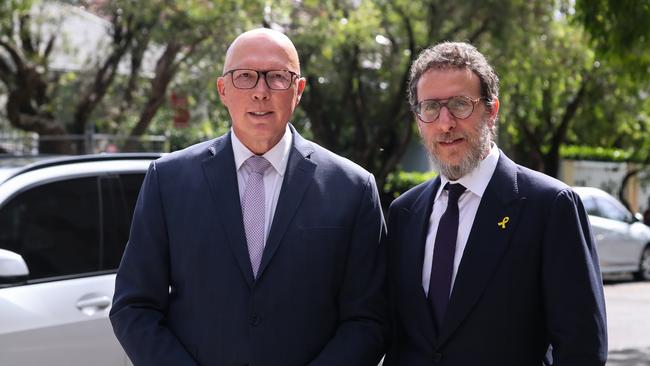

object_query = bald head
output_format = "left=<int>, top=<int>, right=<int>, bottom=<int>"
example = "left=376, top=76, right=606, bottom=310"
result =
left=223, top=28, right=301, bottom=74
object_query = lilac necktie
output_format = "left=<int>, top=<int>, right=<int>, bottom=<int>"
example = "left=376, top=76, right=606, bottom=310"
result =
left=242, top=156, right=272, bottom=278
left=428, top=183, right=466, bottom=330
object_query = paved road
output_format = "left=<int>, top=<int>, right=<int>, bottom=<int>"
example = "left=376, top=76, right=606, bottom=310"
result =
left=604, top=277, right=650, bottom=366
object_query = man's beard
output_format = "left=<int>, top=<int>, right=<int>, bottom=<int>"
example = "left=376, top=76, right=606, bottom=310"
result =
left=425, top=119, right=493, bottom=181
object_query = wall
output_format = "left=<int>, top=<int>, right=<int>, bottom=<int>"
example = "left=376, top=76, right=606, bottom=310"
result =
left=560, top=160, right=650, bottom=214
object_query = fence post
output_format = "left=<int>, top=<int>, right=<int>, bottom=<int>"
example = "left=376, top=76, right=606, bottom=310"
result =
left=85, top=123, right=95, bottom=154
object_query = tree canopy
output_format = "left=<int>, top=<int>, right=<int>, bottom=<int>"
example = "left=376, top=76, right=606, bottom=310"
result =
left=1, top=0, right=648, bottom=197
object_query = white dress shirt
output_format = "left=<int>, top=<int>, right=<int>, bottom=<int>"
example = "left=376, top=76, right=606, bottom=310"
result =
left=422, top=143, right=500, bottom=297
left=231, top=126, right=292, bottom=244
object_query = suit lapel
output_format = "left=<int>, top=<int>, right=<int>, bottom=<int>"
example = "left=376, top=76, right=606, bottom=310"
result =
left=201, top=132, right=255, bottom=287
left=399, top=178, right=441, bottom=347
left=437, top=152, right=526, bottom=346
left=256, top=128, right=316, bottom=279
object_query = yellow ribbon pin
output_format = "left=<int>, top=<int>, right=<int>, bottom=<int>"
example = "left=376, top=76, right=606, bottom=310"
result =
left=497, top=217, right=510, bottom=229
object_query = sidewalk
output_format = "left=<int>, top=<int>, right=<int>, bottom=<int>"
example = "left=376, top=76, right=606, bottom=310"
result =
left=608, top=348, right=650, bottom=366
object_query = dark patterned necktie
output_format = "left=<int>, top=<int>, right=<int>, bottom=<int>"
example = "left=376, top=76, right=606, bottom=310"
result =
left=428, top=183, right=466, bottom=330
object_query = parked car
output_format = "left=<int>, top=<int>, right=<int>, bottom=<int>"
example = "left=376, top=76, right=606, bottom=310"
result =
left=573, top=186, right=650, bottom=281
left=0, top=153, right=160, bottom=366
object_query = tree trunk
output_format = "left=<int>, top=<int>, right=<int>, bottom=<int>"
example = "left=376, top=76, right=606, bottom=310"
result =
left=124, top=43, right=182, bottom=151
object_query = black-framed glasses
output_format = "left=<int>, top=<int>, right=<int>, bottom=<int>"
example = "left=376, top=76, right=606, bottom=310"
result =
left=223, top=69, right=300, bottom=90
left=412, top=96, right=484, bottom=123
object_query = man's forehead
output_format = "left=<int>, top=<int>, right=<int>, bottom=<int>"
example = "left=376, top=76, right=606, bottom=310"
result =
left=224, top=29, right=300, bottom=72
left=419, top=67, right=479, bottom=87
left=417, top=67, right=480, bottom=98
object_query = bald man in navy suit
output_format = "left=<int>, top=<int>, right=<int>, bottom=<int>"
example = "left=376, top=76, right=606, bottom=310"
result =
left=385, top=42, right=607, bottom=366
left=110, top=28, right=387, bottom=366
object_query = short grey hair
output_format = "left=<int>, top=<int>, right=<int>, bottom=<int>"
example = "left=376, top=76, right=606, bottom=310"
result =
left=408, top=42, right=499, bottom=111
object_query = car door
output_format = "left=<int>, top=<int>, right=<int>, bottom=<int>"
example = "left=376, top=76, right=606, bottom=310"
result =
left=0, top=172, right=143, bottom=366
left=592, top=195, right=643, bottom=271
left=581, top=195, right=612, bottom=271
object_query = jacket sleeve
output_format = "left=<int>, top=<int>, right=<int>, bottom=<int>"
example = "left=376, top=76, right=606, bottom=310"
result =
left=542, top=188, right=608, bottom=365
left=308, top=174, right=389, bottom=366
left=383, top=200, right=403, bottom=366
left=110, top=161, right=199, bottom=366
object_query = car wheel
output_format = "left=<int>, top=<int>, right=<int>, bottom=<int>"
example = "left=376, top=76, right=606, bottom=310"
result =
left=634, top=245, right=650, bottom=281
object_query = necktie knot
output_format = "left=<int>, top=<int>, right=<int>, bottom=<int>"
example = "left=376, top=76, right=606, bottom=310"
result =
left=446, top=183, right=466, bottom=205
left=246, top=156, right=272, bottom=175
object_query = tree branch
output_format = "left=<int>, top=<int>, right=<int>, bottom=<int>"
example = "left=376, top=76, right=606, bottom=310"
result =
left=125, top=42, right=183, bottom=150
left=550, top=73, right=590, bottom=157
left=72, top=12, right=141, bottom=133
left=18, top=14, right=35, bottom=57
left=41, top=34, right=57, bottom=66
left=0, top=39, right=26, bottom=73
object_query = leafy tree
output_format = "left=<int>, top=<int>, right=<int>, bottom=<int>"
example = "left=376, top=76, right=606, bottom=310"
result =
left=497, top=16, right=596, bottom=177
left=574, top=0, right=650, bottom=77
left=0, top=0, right=261, bottom=153
left=574, top=0, right=650, bottom=207
left=269, top=0, right=549, bottom=194
left=3, top=0, right=649, bottom=210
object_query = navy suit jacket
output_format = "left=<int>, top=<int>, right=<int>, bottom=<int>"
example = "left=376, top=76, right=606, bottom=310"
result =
left=385, top=152, right=607, bottom=366
left=110, top=126, right=387, bottom=366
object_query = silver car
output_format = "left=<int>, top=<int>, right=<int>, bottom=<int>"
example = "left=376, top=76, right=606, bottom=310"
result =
left=0, top=154, right=158, bottom=366
left=574, top=186, right=650, bottom=281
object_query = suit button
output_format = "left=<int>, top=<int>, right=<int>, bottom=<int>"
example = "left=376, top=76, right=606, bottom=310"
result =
left=250, top=314, right=260, bottom=326
left=432, top=352, right=443, bottom=362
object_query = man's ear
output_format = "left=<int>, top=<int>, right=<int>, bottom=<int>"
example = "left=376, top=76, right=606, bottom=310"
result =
left=489, top=98, right=500, bottom=124
left=295, top=77, right=306, bottom=104
left=217, top=77, right=228, bottom=103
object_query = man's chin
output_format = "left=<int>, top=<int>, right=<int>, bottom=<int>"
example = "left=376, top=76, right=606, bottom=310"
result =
left=429, top=154, right=476, bottom=181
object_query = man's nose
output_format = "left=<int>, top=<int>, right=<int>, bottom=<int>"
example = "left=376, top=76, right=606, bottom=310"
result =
left=252, top=75, right=271, bottom=100
left=436, top=106, right=456, bottom=131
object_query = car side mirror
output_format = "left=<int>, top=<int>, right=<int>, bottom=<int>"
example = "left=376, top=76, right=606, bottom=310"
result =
left=0, top=249, right=29, bottom=285
left=634, top=212, right=644, bottom=223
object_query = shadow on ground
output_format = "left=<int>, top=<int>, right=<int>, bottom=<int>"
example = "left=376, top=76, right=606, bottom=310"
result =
left=603, top=273, right=636, bottom=285
left=608, top=348, right=650, bottom=365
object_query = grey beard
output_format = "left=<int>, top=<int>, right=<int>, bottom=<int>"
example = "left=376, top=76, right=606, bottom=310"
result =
left=427, top=120, right=492, bottom=181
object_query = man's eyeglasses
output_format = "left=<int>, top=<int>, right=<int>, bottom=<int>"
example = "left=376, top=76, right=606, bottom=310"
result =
left=223, top=69, right=300, bottom=90
left=412, top=96, right=484, bottom=123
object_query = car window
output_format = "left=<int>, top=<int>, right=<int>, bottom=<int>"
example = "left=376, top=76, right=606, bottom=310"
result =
left=99, top=173, right=144, bottom=271
left=0, top=173, right=145, bottom=281
left=593, top=196, right=631, bottom=223
left=581, top=195, right=601, bottom=216
left=0, top=176, right=100, bottom=280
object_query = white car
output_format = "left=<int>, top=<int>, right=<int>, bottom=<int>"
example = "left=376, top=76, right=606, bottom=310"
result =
left=0, top=154, right=159, bottom=366
left=574, top=186, right=650, bottom=281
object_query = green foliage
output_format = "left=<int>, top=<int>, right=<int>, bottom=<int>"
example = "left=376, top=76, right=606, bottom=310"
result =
left=496, top=11, right=592, bottom=167
left=560, top=145, right=639, bottom=162
left=491, top=3, right=650, bottom=178
left=383, top=170, right=437, bottom=200
left=574, top=0, right=650, bottom=78
left=272, top=0, right=554, bottom=188
left=575, top=0, right=650, bottom=56
left=2, top=0, right=649, bottom=190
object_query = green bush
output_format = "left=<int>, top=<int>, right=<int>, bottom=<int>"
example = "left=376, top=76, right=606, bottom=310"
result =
left=383, top=170, right=438, bottom=201
left=560, top=145, right=645, bottom=163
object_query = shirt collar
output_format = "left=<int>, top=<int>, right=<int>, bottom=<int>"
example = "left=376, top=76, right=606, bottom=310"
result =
left=436, top=143, right=500, bottom=201
left=231, top=125, right=292, bottom=176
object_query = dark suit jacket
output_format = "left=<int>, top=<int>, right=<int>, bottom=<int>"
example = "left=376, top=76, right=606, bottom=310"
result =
left=110, top=126, right=387, bottom=366
left=385, top=151, right=607, bottom=366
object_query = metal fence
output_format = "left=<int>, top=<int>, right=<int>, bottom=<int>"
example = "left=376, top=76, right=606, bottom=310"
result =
left=0, top=131, right=168, bottom=155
